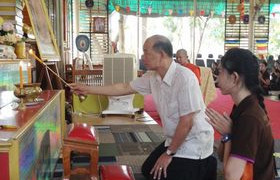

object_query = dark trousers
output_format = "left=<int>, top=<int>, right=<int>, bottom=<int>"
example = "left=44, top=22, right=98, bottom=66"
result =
left=142, top=142, right=217, bottom=180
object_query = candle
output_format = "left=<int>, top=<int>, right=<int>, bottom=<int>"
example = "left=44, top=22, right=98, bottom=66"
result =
left=27, top=62, right=32, bottom=84
left=19, top=61, right=24, bottom=88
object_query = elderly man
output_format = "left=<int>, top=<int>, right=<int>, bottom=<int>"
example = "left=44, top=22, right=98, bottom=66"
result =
left=176, top=49, right=201, bottom=84
left=71, top=35, right=216, bottom=180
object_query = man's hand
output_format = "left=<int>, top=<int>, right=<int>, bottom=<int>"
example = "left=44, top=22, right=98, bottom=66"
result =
left=70, top=83, right=90, bottom=96
left=150, top=153, right=172, bottom=180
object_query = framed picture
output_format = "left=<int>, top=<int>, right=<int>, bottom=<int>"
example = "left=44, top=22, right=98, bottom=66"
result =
left=93, top=17, right=106, bottom=33
left=24, top=0, right=60, bottom=61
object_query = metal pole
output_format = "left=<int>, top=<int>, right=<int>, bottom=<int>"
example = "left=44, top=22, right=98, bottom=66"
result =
left=248, top=0, right=256, bottom=52
left=192, top=0, right=197, bottom=63
left=137, top=0, right=140, bottom=62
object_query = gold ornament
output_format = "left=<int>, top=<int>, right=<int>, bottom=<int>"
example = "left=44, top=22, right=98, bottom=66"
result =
left=115, top=5, right=120, bottom=12
left=0, top=16, right=4, bottom=26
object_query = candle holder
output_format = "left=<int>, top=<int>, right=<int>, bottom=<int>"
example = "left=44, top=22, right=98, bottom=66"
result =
left=14, top=83, right=42, bottom=109
left=14, top=88, right=26, bottom=110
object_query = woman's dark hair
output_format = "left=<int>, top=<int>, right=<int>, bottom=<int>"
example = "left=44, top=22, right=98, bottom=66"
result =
left=268, top=55, right=274, bottom=61
left=260, top=60, right=267, bottom=67
left=221, top=48, right=267, bottom=114
left=212, top=62, right=218, bottom=67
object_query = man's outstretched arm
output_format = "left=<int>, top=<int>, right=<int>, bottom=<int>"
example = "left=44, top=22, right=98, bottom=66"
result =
left=71, top=82, right=136, bottom=96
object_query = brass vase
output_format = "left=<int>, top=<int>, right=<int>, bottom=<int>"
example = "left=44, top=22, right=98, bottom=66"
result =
left=15, top=42, right=26, bottom=59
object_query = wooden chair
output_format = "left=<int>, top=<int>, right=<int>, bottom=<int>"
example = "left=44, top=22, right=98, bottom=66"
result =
left=63, top=123, right=99, bottom=179
left=72, top=58, right=103, bottom=86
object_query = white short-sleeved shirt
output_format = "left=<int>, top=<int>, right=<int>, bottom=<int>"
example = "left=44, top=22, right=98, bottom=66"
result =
left=130, top=61, right=214, bottom=159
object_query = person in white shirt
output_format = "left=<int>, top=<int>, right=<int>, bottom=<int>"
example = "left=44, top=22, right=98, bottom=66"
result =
left=71, top=35, right=216, bottom=180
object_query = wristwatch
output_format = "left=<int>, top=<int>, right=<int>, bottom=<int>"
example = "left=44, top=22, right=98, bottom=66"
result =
left=221, top=134, right=232, bottom=143
left=166, top=149, right=176, bottom=156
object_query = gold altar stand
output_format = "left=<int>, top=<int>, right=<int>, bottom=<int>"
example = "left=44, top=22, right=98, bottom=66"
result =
left=63, top=123, right=99, bottom=179
left=0, top=90, right=65, bottom=180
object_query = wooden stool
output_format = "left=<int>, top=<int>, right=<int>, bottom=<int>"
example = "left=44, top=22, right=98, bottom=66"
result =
left=63, top=123, right=99, bottom=179
left=100, top=165, right=135, bottom=180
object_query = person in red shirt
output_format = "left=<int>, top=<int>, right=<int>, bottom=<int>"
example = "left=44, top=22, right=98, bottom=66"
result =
left=176, top=49, right=201, bottom=84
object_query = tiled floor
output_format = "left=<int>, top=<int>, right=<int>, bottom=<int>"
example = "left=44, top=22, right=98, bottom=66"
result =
left=53, top=139, right=280, bottom=180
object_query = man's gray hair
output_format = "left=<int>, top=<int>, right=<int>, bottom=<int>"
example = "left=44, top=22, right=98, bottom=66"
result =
left=149, top=35, right=173, bottom=58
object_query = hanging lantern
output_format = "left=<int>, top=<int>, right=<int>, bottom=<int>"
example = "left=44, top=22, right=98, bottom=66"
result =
left=169, top=9, right=173, bottom=15
left=148, top=6, right=152, bottom=15
left=258, top=15, right=265, bottom=24
left=178, top=9, right=183, bottom=16
left=173, top=4, right=177, bottom=15
left=126, top=6, right=130, bottom=13
left=200, top=10, right=205, bottom=16
left=162, top=5, right=166, bottom=15
left=228, top=15, right=236, bottom=24
left=254, top=5, right=261, bottom=12
left=239, top=0, right=245, bottom=20
left=221, top=11, right=225, bottom=18
left=162, top=9, right=166, bottom=15
left=189, top=10, right=194, bottom=16
left=243, top=14, right=249, bottom=24
left=210, top=11, right=215, bottom=18
left=115, top=5, right=120, bottom=12
left=237, top=4, right=242, bottom=12
left=272, top=12, right=276, bottom=17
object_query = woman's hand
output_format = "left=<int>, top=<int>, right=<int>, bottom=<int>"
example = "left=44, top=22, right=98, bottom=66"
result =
left=150, top=153, right=172, bottom=180
left=205, top=108, right=232, bottom=135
